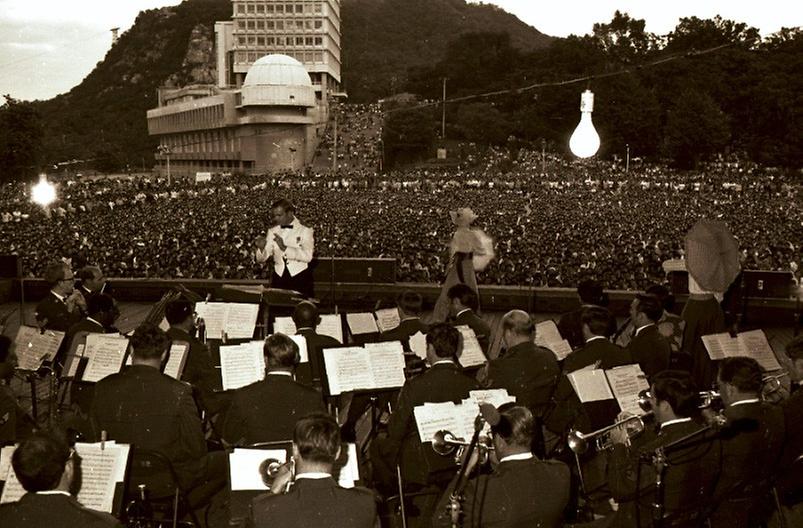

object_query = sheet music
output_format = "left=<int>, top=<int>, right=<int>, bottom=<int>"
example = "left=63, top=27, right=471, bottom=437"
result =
left=289, top=334, right=309, bottom=363
left=14, top=326, right=65, bottom=370
left=335, top=443, right=360, bottom=488
left=220, top=343, right=265, bottom=390
left=0, top=445, right=14, bottom=482
left=567, top=369, right=615, bottom=402
left=701, top=333, right=736, bottom=360
left=346, top=312, right=379, bottom=335
left=469, top=389, right=516, bottom=408
left=455, top=325, right=487, bottom=367
left=82, top=334, right=129, bottom=383
left=413, top=402, right=459, bottom=443
left=272, top=316, right=297, bottom=336
left=375, top=308, right=401, bottom=333
left=535, top=320, right=573, bottom=360
left=195, top=302, right=227, bottom=340
left=229, top=448, right=286, bottom=491
left=322, top=347, right=373, bottom=395
left=737, top=329, right=782, bottom=371
left=606, top=364, right=650, bottom=415
left=224, top=303, right=260, bottom=339
left=163, top=342, right=188, bottom=379
left=0, top=464, right=25, bottom=503
left=409, top=331, right=427, bottom=360
left=64, top=344, right=85, bottom=379
left=317, top=314, right=344, bottom=343
left=453, top=401, right=483, bottom=440
left=363, top=341, right=406, bottom=389
left=75, top=442, right=128, bottom=513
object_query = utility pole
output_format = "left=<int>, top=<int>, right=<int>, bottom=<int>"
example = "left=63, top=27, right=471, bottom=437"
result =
left=157, top=145, right=172, bottom=185
left=626, top=144, right=630, bottom=173
left=541, top=138, right=546, bottom=174
left=441, top=78, right=447, bottom=139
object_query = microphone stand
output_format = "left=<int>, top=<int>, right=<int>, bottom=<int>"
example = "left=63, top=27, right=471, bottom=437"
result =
left=447, top=415, right=484, bottom=528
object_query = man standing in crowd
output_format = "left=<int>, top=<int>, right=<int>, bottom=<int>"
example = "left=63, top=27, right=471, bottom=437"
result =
left=626, top=293, right=671, bottom=381
left=35, top=261, right=85, bottom=332
left=254, top=198, right=314, bottom=298
left=249, top=413, right=378, bottom=528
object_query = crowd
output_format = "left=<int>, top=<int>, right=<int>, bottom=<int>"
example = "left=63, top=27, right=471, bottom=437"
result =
left=313, top=103, right=383, bottom=171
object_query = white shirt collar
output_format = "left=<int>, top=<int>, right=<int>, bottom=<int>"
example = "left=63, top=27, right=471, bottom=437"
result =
left=729, top=398, right=761, bottom=407
left=659, top=417, right=692, bottom=430
left=267, top=371, right=293, bottom=377
left=400, top=316, right=420, bottom=322
left=36, top=490, right=71, bottom=496
left=500, top=452, right=533, bottom=463
left=635, top=324, right=653, bottom=336
left=456, top=308, right=471, bottom=318
left=585, top=336, right=608, bottom=343
left=294, top=472, right=331, bottom=480
left=432, top=359, right=456, bottom=367
left=86, top=317, right=104, bottom=327
left=50, top=290, right=66, bottom=302
left=296, top=327, right=315, bottom=332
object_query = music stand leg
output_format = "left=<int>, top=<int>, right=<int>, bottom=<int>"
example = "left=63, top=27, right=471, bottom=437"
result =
left=28, top=376, right=38, bottom=423
left=396, top=464, right=408, bottom=528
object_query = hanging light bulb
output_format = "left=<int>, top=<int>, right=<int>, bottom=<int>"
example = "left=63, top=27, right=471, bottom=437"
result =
left=31, top=174, right=57, bottom=207
left=569, top=89, right=600, bottom=158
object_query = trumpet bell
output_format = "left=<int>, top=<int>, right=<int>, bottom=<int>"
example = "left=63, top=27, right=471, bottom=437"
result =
left=259, top=458, right=284, bottom=488
left=432, top=430, right=459, bottom=456
left=567, top=430, right=589, bottom=454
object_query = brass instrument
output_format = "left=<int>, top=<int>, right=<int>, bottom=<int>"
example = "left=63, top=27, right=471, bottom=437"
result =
left=432, top=430, right=494, bottom=465
left=637, top=389, right=721, bottom=412
left=567, top=412, right=653, bottom=454
left=761, top=372, right=789, bottom=402
left=259, top=457, right=295, bottom=492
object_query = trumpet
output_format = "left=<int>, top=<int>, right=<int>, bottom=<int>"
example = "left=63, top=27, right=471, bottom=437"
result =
left=637, top=389, right=721, bottom=413
left=567, top=412, right=653, bottom=454
left=432, top=430, right=495, bottom=466
left=761, top=372, right=789, bottom=402
left=259, top=457, right=295, bottom=492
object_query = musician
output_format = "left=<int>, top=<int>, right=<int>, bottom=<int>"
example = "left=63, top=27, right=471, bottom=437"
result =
left=625, top=293, right=671, bottom=381
left=615, top=285, right=686, bottom=365
left=254, top=198, right=314, bottom=299
left=35, top=261, right=85, bottom=332
left=0, top=429, right=123, bottom=527
left=0, top=336, right=35, bottom=443
left=606, top=370, right=721, bottom=528
left=563, top=306, right=631, bottom=373
left=557, top=279, right=616, bottom=350
left=777, top=335, right=803, bottom=511
left=291, top=300, right=340, bottom=387
left=378, top=291, right=429, bottom=353
left=75, top=265, right=107, bottom=298
left=223, top=333, right=325, bottom=446
left=248, top=413, right=378, bottom=528
left=708, top=357, right=786, bottom=528
left=447, top=284, right=491, bottom=355
left=433, top=404, right=570, bottom=528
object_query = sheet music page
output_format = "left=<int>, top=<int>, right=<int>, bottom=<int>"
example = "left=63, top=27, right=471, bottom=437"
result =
left=454, top=401, right=483, bottom=440
left=409, top=331, right=427, bottom=360
left=542, top=339, right=574, bottom=361
left=74, top=442, right=127, bottom=513
left=335, top=443, right=360, bottom=488
left=737, top=329, right=782, bottom=371
left=455, top=325, right=487, bottom=367
left=289, top=334, right=309, bottom=363
left=375, top=308, right=401, bottom=333
left=346, top=312, right=379, bottom=335
left=0, top=445, right=14, bottom=482
left=82, top=334, right=129, bottom=383
left=317, top=314, right=344, bottom=343
left=194, top=302, right=228, bottom=340
left=64, top=344, right=86, bottom=378
left=163, top=343, right=188, bottom=379
left=229, top=448, right=286, bottom=491
left=220, top=344, right=265, bottom=390
left=272, top=316, right=297, bottom=336
left=364, top=341, right=406, bottom=389
left=606, top=364, right=650, bottom=415
left=0, top=464, right=25, bottom=503
left=413, top=402, right=459, bottom=442
left=225, top=303, right=260, bottom=340
left=567, top=369, right=615, bottom=402
left=322, top=347, right=372, bottom=395
left=701, top=333, right=729, bottom=360
left=14, top=326, right=65, bottom=370
left=535, top=321, right=573, bottom=360
left=469, top=389, right=516, bottom=408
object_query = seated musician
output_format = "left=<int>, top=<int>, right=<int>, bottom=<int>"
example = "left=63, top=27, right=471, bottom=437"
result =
left=433, top=403, right=570, bottom=528
left=378, top=291, right=429, bottom=353
left=0, top=336, right=35, bottom=444
left=563, top=306, right=632, bottom=373
left=223, top=333, right=325, bottom=446
left=606, top=370, right=721, bottom=528
left=248, top=413, right=378, bottom=528
left=447, top=284, right=491, bottom=355
left=0, top=428, right=123, bottom=527
left=708, top=357, right=786, bottom=528
left=35, top=261, right=85, bottom=333
left=291, top=300, right=340, bottom=387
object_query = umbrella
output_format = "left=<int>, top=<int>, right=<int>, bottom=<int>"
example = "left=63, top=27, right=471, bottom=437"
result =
left=684, top=219, right=741, bottom=292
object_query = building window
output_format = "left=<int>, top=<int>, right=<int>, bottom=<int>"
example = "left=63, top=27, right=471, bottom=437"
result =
left=246, top=3, right=255, bottom=13
left=295, top=4, right=303, bottom=14
left=248, top=51, right=258, bottom=62
left=237, top=36, right=246, bottom=46
left=276, top=20, right=284, bottom=30
left=256, top=4, right=264, bottom=13
left=276, top=36, right=285, bottom=46
left=266, top=20, right=274, bottom=29
left=305, top=19, right=312, bottom=30
left=266, top=4, right=274, bottom=13
left=237, top=20, right=246, bottom=29
left=247, top=20, right=255, bottom=30
left=257, top=36, right=265, bottom=45
left=314, top=36, right=322, bottom=45
left=314, top=2, right=322, bottom=13
left=296, top=36, right=304, bottom=46
left=256, top=20, right=264, bottom=29
left=237, top=3, right=245, bottom=14
left=305, top=36, right=313, bottom=45
left=248, top=35, right=256, bottom=45
left=267, top=36, right=275, bottom=45
left=276, top=4, right=284, bottom=13
left=314, top=19, right=322, bottom=29
left=314, top=51, right=323, bottom=62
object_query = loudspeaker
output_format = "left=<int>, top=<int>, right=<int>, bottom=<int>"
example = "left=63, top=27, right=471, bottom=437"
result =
left=0, top=255, right=20, bottom=279
left=311, top=258, right=396, bottom=284
left=742, top=270, right=794, bottom=299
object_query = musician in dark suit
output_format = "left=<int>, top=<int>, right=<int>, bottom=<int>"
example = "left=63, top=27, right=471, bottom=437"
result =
left=0, top=336, right=35, bottom=443
left=625, top=293, right=671, bottom=381
left=378, top=291, right=429, bottom=351
left=447, top=284, right=491, bottom=355
left=223, top=333, right=325, bottom=446
left=75, top=265, right=107, bottom=300
left=563, top=306, right=632, bottom=373
left=90, top=323, right=224, bottom=494
left=433, top=404, right=570, bottom=528
left=35, top=261, right=85, bottom=332
left=708, top=357, right=786, bottom=528
left=778, top=336, right=803, bottom=509
left=0, top=429, right=123, bottom=527
left=248, top=413, right=378, bottom=528
left=291, top=300, right=340, bottom=387
left=606, top=370, right=721, bottom=528
left=557, top=279, right=616, bottom=350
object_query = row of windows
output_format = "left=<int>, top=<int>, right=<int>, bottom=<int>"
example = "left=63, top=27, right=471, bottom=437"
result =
left=161, top=129, right=238, bottom=155
left=236, top=18, right=324, bottom=31
left=234, top=50, right=325, bottom=65
left=154, top=105, right=225, bottom=134
left=236, top=35, right=324, bottom=47
left=236, top=2, right=323, bottom=15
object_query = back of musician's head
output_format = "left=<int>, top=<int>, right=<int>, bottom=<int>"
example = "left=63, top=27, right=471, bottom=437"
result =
left=502, top=309, right=535, bottom=338
left=165, top=299, right=194, bottom=325
left=634, top=293, right=663, bottom=323
left=581, top=306, right=612, bottom=337
left=294, top=413, right=340, bottom=465
left=265, top=333, right=300, bottom=368
left=12, top=429, right=71, bottom=492
left=130, top=322, right=171, bottom=361
left=651, top=370, right=700, bottom=417
left=396, top=291, right=423, bottom=316
left=77, top=265, right=101, bottom=283
left=86, top=292, right=116, bottom=318
left=646, top=283, right=675, bottom=312
left=43, top=261, right=70, bottom=287
left=577, top=279, right=604, bottom=305
left=447, top=284, right=478, bottom=311
left=426, top=323, right=460, bottom=360
left=718, top=357, right=763, bottom=394
left=494, top=403, right=533, bottom=449
left=292, top=301, right=319, bottom=329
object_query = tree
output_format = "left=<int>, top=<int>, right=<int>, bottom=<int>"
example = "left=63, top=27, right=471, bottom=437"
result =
left=0, top=96, right=44, bottom=181
left=591, top=11, right=659, bottom=64
left=382, top=105, right=437, bottom=167
left=663, top=89, right=730, bottom=168
left=454, top=102, right=512, bottom=144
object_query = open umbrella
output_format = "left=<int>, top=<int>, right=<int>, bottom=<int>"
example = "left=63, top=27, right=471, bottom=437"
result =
left=684, top=219, right=741, bottom=292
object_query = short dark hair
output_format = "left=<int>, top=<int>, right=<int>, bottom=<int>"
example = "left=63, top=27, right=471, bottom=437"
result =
left=578, top=280, right=605, bottom=305
left=130, top=322, right=171, bottom=361
left=86, top=293, right=115, bottom=317
left=447, top=284, right=479, bottom=311
left=293, top=413, right=340, bottom=465
left=652, top=370, right=700, bottom=418
left=77, top=265, right=101, bottom=283
left=646, top=284, right=675, bottom=312
left=493, top=403, right=533, bottom=449
left=786, top=335, right=803, bottom=361
left=581, top=306, right=612, bottom=337
left=292, top=301, right=319, bottom=329
left=718, top=357, right=763, bottom=394
left=635, top=293, right=663, bottom=323
left=271, top=198, right=295, bottom=213
left=165, top=299, right=194, bottom=325
left=43, top=262, right=69, bottom=286
left=396, top=291, right=423, bottom=316
left=0, top=335, right=12, bottom=363
left=12, top=429, right=72, bottom=492
left=426, top=323, right=460, bottom=359
left=265, top=333, right=300, bottom=368
left=501, top=310, right=535, bottom=338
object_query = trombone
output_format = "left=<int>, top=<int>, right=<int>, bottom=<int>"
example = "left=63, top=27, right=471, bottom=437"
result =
left=259, top=457, right=295, bottom=492
left=432, top=430, right=495, bottom=466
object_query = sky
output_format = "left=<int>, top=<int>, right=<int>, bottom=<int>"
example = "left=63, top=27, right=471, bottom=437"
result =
left=0, top=0, right=800, bottom=103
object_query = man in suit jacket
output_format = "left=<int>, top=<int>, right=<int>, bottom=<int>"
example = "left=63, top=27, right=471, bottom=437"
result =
left=291, top=300, right=341, bottom=387
left=75, top=265, right=108, bottom=304
left=35, top=261, right=85, bottom=333
left=248, top=413, right=378, bottom=528
left=223, top=333, right=325, bottom=446
left=0, top=429, right=123, bottom=527
left=433, top=404, right=570, bottom=528
left=90, top=323, right=224, bottom=495
left=708, top=357, right=786, bottom=528
left=378, top=291, right=429, bottom=353
left=447, top=284, right=492, bottom=355
left=563, top=306, right=632, bottom=373
left=625, top=293, right=671, bottom=381
left=254, top=198, right=314, bottom=298
left=557, top=279, right=616, bottom=350
left=778, top=336, right=803, bottom=508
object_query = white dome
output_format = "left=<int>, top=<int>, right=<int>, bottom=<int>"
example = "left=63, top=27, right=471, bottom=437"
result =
left=243, top=54, right=312, bottom=87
